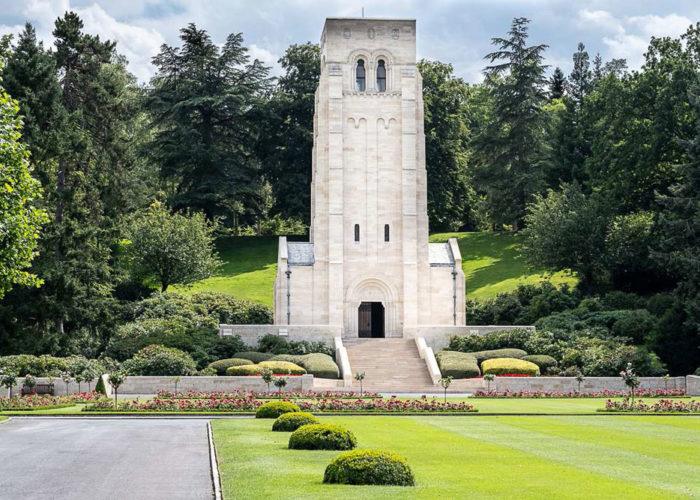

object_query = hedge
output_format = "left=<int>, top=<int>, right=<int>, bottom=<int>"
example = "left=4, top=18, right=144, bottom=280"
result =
left=269, top=353, right=339, bottom=379
left=259, top=361, right=306, bottom=375
left=255, top=401, right=300, bottom=418
left=226, top=364, right=264, bottom=376
left=467, top=348, right=528, bottom=363
left=122, top=345, right=197, bottom=376
left=435, top=351, right=480, bottom=378
left=481, top=358, right=540, bottom=376
left=521, top=355, right=558, bottom=373
left=288, top=424, right=357, bottom=450
left=233, top=351, right=274, bottom=363
left=207, top=358, right=253, bottom=375
left=272, top=412, right=318, bottom=432
left=323, top=449, right=415, bottom=486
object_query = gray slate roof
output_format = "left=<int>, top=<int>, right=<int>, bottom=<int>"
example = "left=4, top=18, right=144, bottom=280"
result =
left=429, top=242, right=455, bottom=266
left=287, top=242, right=315, bottom=266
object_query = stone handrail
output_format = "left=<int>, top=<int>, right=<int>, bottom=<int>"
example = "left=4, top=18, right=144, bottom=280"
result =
left=415, top=337, right=441, bottom=385
left=334, top=337, right=353, bottom=387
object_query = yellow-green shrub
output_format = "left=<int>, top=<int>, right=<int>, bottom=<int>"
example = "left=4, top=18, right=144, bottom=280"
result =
left=226, top=364, right=264, bottom=376
left=481, top=358, right=540, bottom=376
left=258, top=361, right=306, bottom=375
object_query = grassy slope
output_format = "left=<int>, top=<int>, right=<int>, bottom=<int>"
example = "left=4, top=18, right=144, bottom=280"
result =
left=213, top=415, right=700, bottom=499
left=175, top=232, right=578, bottom=306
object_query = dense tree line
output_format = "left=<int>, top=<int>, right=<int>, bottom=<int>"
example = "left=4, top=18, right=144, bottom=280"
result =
left=0, top=13, right=698, bottom=372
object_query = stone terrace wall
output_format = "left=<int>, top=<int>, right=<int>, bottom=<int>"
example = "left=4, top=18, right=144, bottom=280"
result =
left=405, top=326, right=536, bottom=351
left=687, top=375, right=700, bottom=396
left=450, top=376, right=688, bottom=394
left=118, top=374, right=315, bottom=395
left=218, top=324, right=342, bottom=347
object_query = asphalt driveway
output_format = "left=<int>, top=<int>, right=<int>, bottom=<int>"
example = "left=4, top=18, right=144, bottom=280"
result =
left=0, top=418, right=214, bottom=500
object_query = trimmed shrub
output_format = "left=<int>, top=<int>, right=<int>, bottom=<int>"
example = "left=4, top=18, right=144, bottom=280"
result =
left=226, top=364, right=264, bottom=376
left=257, top=334, right=334, bottom=357
left=481, top=358, right=540, bottom=376
left=272, top=412, right=318, bottom=432
left=467, top=348, right=528, bottom=363
left=233, top=351, right=274, bottom=363
left=270, top=353, right=339, bottom=379
left=258, top=361, right=306, bottom=375
left=323, top=449, right=415, bottom=486
left=288, top=424, right=357, bottom=450
left=208, top=358, right=253, bottom=375
left=94, top=375, right=107, bottom=395
left=122, top=345, right=196, bottom=376
left=435, top=351, right=480, bottom=378
left=255, top=401, right=301, bottom=419
left=521, top=355, right=558, bottom=372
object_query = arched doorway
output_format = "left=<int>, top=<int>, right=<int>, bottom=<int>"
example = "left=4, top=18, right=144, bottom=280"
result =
left=358, top=302, right=385, bottom=338
left=345, top=277, right=399, bottom=337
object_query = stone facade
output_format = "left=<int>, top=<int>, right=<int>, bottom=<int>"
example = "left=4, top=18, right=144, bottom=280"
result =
left=273, top=18, right=466, bottom=338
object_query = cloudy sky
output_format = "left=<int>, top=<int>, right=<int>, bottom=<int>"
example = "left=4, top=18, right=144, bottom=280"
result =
left=1, top=0, right=698, bottom=84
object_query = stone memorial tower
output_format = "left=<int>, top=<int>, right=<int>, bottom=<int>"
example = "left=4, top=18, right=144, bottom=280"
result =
left=274, top=17, right=465, bottom=338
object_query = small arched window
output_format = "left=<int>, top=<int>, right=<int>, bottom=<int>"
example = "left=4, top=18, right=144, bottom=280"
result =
left=354, top=224, right=360, bottom=242
left=384, top=224, right=390, bottom=242
left=355, top=59, right=366, bottom=91
left=376, top=59, right=386, bottom=91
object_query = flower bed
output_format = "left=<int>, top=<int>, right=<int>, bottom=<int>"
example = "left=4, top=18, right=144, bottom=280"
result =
left=155, top=390, right=383, bottom=400
left=0, top=393, right=104, bottom=410
left=599, top=398, right=700, bottom=413
left=471, top=389, right=686, bottom=398
left=83, top=396, right=476, bottom=413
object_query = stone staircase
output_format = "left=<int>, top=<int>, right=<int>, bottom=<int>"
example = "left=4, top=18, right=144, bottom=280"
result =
left=343, top=338, right=437, bottom=392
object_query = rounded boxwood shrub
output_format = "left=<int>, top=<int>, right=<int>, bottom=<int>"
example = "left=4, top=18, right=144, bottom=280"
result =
left=288, top=424, right=357, bottom=450
left=270, top=353, right=339, bottom=379
left=233, top=351, right=274, bottom=363
left=467, top=348, right=528, bottom=363
left=258, top=360, right=306, bottom=375
left=122, top=344, right=196, bottom=376
left=435, top=351, right=480, bottom=378
left=323, top=449, right=415, bottom=486
left=226, top=364, right=263, bottom=376
left=272, top=412, right=318, bottom=432
left=255, top=401, right=301, bottom=419
left=521, top=355, right=558, bottom=373
left=208, top=358, right=253, bottom=375
left=481, top=358, right=540, bottom=376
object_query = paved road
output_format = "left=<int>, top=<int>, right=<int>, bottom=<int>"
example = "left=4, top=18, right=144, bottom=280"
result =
left=0, top=418, right=213, bottom=500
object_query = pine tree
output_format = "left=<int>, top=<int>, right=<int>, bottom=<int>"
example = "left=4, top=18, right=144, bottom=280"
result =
left=474, top=17, right=549, bottom=228
left=146, top=24, right=271, bottom=224
left=569, top=43, right=591, bottom=110
left=549, top=67, right=565, bottom=100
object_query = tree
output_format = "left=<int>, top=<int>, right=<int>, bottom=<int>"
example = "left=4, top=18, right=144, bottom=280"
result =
left=549, top=67, right=565, bottom=99
left=273, top=376, right=287, bottom=394
left=439, top=375, right=453, bottom=402
left=261, top=368, right=273, bottom=393
left=354, top=372, right=365, bottom=396
left=521, top=183, right=610, bottom=288
left=127, top=202, right=221, bottom=292
left=0, top=57, right=47, bottom=299
left=146, top=24, right=271, bottom=224
left=259, top=43, right=319, bottom=223
left=108, top=371, right=125, bottom=408
left=474, top=18, right=550, bottom=228
left=418, top=60, right=477, bottom=231
left=569, top=43, right=591, bottom=110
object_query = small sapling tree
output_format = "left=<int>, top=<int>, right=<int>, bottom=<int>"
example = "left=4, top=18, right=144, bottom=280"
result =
left=61, top=371, right=72, bottom=395
left=439, top=376, right=453, bottom=403
left=354, top=372, right=366, bottom=396
left=620, top=363, right=640, bottom=403
left=108, top=372, right=126, bottom=409
left=1, top=372, right=17, bottom=398
left=273, top=377, right=287, bottom=394
left=483, top=373, right=495, bottom=393
left=261, top=368, right=273, bottom=393
left=23, top=374, right=37, bottom=394
left=172, top=376, right=181, bottom=394
left=575, top=371, right=585, bottom=393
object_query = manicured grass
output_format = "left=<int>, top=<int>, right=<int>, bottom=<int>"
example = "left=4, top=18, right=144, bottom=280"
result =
left=175, top=232, right=577, bottom=305
left=430, top=231, right=578, bottom=300
left=213, top=415, right=700, bottom=499
left=0, top=416, right=7, bottom=421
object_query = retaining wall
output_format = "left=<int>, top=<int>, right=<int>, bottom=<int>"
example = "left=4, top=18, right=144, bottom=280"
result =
left=450, top=376, right=688, bottom=394
left=218, top=324, right=341, bottom=345
left=688, top=375, right=700, bottom=396
left=117, top=374, right=315, bottom=394
left=406, top=325, right=536, bottom=351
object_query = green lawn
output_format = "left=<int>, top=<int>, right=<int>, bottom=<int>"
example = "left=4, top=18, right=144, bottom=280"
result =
left=430, top=231, right=577, bottom=300
left=175, top=231, right=577, bottom=305
left=213, top=415, right=700, bottom=499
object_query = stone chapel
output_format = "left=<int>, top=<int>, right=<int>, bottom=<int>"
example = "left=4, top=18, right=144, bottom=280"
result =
left=273, top=17, right=466, bottom=338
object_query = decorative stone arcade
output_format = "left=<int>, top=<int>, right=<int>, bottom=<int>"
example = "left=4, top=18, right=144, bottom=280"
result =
left=273, top=17, right=466, bottom=339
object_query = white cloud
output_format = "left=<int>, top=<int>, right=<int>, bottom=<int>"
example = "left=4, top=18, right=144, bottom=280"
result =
left=249, top=43, right=281, bottom=75
left=576, top=9, right=693, bottom=69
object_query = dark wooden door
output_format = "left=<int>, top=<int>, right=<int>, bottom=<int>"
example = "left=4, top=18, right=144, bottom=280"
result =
left=358, top=302, right=372, bottom=337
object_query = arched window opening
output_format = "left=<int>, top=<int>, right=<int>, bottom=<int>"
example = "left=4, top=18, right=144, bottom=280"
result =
left=376, top=59, right=386, bottom=91
left=354, top=224, right=360, bottom=242
left=356, top=59, right=366, bottom=91
left=384, top=224, right=390, bottom=242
